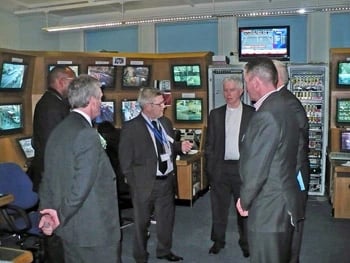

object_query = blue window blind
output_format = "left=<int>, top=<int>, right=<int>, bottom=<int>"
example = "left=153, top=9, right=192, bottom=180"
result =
left=330, top=13, right=350, bottom=48
left=156, top=20, right=218, bottom=54
left=238, top=16, right=307, bottom=63
left=85, top=26, right=138, bottom=52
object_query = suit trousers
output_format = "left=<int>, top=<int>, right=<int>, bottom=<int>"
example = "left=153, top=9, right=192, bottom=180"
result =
left=62, top=239, right=121, bottom=263
left=132, top=174, right=175, bottom=262
left=248, top=221, right=293, bottom=263
left=210, top=161, right=248, bottom=250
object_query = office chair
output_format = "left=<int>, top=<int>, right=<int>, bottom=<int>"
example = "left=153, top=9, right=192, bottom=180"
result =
left=0, top=162, right=44, bottom=262
left=97, top=122, right=134, bottom=229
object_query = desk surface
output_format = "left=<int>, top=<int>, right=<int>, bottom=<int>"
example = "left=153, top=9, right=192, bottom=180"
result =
left=0, top=194, right=14, bottom=207
left=176, top=152, right=202, bottom=166
left=0, top=247, right=33, bottom=263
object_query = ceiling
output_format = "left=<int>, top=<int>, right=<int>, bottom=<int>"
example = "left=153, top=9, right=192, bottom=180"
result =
left=1, top=0, right=349, bottom=27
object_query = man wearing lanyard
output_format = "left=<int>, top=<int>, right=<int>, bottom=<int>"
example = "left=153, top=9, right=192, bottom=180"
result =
left=119, top=87, right=192, bottom=263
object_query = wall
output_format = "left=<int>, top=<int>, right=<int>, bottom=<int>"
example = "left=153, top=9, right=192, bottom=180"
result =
left=0, top=10, right=20, bottom=49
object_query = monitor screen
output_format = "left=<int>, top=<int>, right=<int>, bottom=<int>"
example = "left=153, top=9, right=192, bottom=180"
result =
left=175, top=98, right=203, bottom=122
left=87, top=65, right=115, bottom=89
left=122, top=65, right=151, bottom=88
left=121, top=100, right=141, bottom=122
left=48, top=64, right=80, bottom=76
left=340, top=131, right=350, bottom=152
left=94, top=100, right=115, bottom=125
left=336, top=98, right=350, bottom=127
left=0, top=103, right=23, bottom=135
left=337, top=61, right=350, bottom=88
left=171, top=64, right=201, bottom=88
left=16, top=136, right=35, bottom=159
left=238, top=25, right=290, bottom=61
left=0, top=62, right=28, bottom=91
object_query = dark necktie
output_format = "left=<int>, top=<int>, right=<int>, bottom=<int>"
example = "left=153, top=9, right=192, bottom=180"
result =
left=152, top=121, right=168, bottom=174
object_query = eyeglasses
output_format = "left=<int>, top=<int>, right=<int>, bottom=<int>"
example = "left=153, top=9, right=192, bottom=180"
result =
left=151, top=100, right=165, bottom=106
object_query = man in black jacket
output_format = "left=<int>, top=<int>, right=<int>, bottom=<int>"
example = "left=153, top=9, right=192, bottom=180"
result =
left=205, top=76, right=254, bottom=257
left=32, top=65, right=75, bottom=192
left=273, top=59, right=310, bottom=263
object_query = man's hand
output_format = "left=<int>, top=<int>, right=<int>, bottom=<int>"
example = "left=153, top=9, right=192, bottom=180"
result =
left=181, top=140, right=193, bottom=153
left=236, top=198, right=249, bottom=217
left=39, top=209, right=60, bottom=236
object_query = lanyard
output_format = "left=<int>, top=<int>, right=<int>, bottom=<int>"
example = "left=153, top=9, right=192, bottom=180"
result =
left=145, top=119, right=167, bottom=145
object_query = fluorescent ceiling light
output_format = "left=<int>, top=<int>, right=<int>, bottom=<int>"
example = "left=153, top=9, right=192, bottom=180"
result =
left=41, top=5, right=350, bottom=32
left=42, top=15, right=214, bottom=32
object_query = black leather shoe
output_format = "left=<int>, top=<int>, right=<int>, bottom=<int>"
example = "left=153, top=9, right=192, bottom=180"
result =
left=209, top=242, right=224, bottom=254
left=157, top=252, right=183, bottom=261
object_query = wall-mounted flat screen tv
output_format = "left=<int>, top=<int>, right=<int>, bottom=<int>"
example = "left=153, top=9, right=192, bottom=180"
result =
left=0, top=62, right=28, bottom=91
left=122, top=65, right=151, bottom=88
left=238, top=25, right=290, bottom=61
left=337, top=61, right=350, bottom=88
left=87, top=65, right=115, bottom=89
left=94, top=100, right=115, bottom=125
left=48, top=64, right=80, bottom=77
left=175, top=98, right=203, bottom=122
left=171, top=64, right=201, bottom=88
left=0, top=103, right=23, bottom=135
left=16, top=136, right=35, bottom=160
left=336, top=98, right=350, bottom=127
left=121, top=99, right=141, bottom=122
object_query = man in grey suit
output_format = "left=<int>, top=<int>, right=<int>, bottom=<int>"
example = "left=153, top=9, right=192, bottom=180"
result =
left=236, top=57, right=304, bottom=263
left=119, top=87, right=192, bottom=263
left=39, top=75, right=121, bottom=263
left=273, top=60, right=310, bottom=263
left=205, top=76, right=254, bottom=257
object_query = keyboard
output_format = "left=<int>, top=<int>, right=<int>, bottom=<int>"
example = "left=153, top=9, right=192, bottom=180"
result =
left=329, top=152, right=350, bottom=160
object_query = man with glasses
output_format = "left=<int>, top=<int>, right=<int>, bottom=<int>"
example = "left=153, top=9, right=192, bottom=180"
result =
left=119, top=87, right=192, bottom=262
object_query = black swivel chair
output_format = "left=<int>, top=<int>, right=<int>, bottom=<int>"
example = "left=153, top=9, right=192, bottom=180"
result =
left=97, top=121, right=133, bottom=228
left=0, top=162, right=44, bottom=262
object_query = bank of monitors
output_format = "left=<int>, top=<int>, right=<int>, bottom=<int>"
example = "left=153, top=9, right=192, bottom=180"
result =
left=121, top=99, right=141, bottom=122
left=0, top=102, right=23, bottom=135
left=87, top=65, right=115, bottom=89
left=174, top=98, right=203, bottom=123
left=337, top=61, right=350, bottom=88
left=0, top=62, right=28, bottom=91
left=122, top=65, right=151, bottom=89
left=94, top=100, right=116, bottom=125
left=171, top=64, right=201, bottom=88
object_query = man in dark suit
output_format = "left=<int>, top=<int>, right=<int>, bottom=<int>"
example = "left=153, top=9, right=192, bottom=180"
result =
left=39, top=75, right=121, bottom=263
left=205, top=76, right=254, bottom=257
left=32, top=65, right=76, bottom=192
left=273, top=60, right=310, bottom=263
left=236, top=57, right=304, bottom=263
left=32, top=65, right=76, bottom=263
left=119, top=87, right=192, bottom=263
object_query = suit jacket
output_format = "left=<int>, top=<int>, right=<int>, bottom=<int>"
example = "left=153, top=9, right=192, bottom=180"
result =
left=239, top=91, right=303, bottom=232
left=39, top=112, right=120, bottom=247
left=205, top=103, right=255, bottom=183
left=279, top=86, right=310, bottom=195
left=118, top=114, right=182, bottom=200
left=32, top=89, right=70, bottom=190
